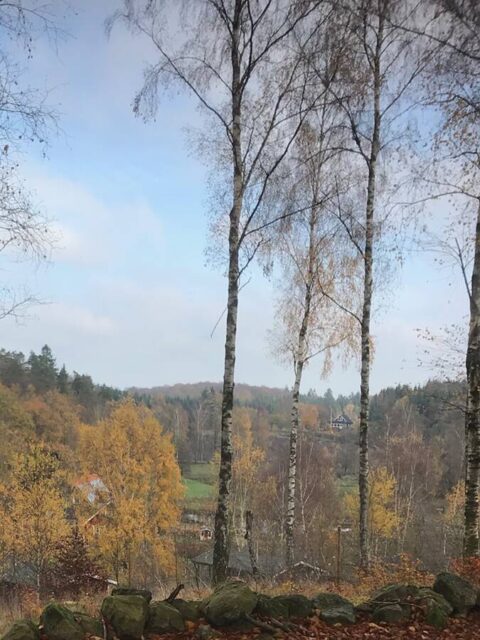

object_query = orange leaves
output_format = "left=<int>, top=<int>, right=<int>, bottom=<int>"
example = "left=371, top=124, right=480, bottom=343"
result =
left=449, top=556, right=480, bottom=588
left=78, top=398, right=184, bottom=583
left=0, top=443, right=70, bottom=577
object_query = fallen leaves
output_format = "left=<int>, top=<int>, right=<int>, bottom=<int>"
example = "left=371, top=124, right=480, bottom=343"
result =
left=144, top=611, right=480, bottom=640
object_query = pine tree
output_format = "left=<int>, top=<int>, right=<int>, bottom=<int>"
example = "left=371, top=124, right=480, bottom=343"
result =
left=50, top=526, right=105, bottom=598
left=57, top=365, right=69, bottom=394
left=28, top=345, right=58, bottom=393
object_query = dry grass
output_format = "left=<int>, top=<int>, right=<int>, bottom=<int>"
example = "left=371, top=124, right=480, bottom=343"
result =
left=0, top=554, right=437, bottom=633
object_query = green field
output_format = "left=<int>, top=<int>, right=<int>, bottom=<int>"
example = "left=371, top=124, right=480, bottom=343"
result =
left=185, top=462, right=217, bottom=484
left=182, top=463, right=217, bottom=506
left=183, top=477, right=216, bottom=500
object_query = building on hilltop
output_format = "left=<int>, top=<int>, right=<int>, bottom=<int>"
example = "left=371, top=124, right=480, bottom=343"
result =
left=331, top=413, right=353, bottom=430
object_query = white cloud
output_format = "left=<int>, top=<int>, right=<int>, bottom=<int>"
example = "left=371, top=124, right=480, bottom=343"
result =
left=24, top=169, right=163, bottom=270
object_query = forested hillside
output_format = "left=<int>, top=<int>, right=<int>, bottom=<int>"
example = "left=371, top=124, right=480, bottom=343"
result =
left=0, top=345, right=467, bottom=589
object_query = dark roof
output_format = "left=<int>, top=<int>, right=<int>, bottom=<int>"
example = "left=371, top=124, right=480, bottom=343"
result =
left=0, top=562, right=36, bottom=587
left=332, top=414, right=353, bottom=425
left=192, top=548, right=283, bottom=575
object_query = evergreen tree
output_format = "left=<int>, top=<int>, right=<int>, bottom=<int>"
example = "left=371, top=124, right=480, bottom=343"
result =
left=28, top=345, right=58, bottom=393
left=57, top=365, right=69, bottom=394
left=50, top=526, right=105, bottom=598
left=0, top=350, right=28, bottom=389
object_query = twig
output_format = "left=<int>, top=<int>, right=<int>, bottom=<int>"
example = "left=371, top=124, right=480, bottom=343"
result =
left=164, top=583, right=184, bottom=603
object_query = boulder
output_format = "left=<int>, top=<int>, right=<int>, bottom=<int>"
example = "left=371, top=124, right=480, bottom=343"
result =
left=254, top=594, right=289, bottom=619
left=201, top=580, right=257, bottom=627
left=372, top=604, right=409, bottom=624
left=416, top=588, right=453, bottom=616
left=111, top=588, right=152, bottom=603
left=40, top=604, right=84, bottom=640
left=145, top=601, right=185, bottom=634
left=320, top=606, right=356, bottom=625
left=195, top=624, right=221, bottom=640
left=1, top=620, right=39, bottom=640
left=433, top=572, right=477, bottom=614
left=370, top=584, right=420, bottom=605
left=101, top=595, right=149, bottom=640
left=355, top=601, right=374, bottom=614
left=270, top=594, right=313, bottom=618
left=170, top=599, right=201, bottom=621
left=72, top=612, right=103, bottom=638
left=424, top=599, right=449, bottom=629
left=313, top=593, right=353, bottom=612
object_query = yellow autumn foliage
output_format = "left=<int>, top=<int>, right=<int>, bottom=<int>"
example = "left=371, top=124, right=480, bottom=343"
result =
left=344, top=466, right=399, bottom=541
left=0, top=443, right=70, bottom=592
left=77, top=399, right=184, bottom=585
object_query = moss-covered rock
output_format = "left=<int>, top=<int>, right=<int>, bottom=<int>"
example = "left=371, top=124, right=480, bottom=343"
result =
left=313, top=593, right=353, bottom=611
left=355, top=601, right=375, bottom=614
left=425, top=599, right=449, bottom=629
left=254, top=594, right=289, bottom=619
left=201, top=580, right=257, bottom=627
left=40, top=604, right=84, bottom=640
left=111, top=588, right=152, bottom=603
left=433, top=572, right=477, bottom=614
left=195, top=624, right=221, bottom=640
left=417, top=588, right=453, bottom=616
left=101, top=595, right=149, bottom=640
left=270, top=594, right=313, bottom=618
left=372, top=603, right=409, bottom=624
left=145, top=601, right=185, bottom=634
left=370, top=584, right=420, bottom=605
left=1, top=620, right=39, bottom=640
left=170, top=599, right=201, bottom=621
left=320, top=606, right=356, bottom=625
left=72, top=612, right=103, bottom=638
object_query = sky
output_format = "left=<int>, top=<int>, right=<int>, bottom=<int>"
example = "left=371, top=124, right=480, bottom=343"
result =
left=0, top=1, right=470, bottom=395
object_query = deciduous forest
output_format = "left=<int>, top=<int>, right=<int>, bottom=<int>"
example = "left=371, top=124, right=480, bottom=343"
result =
left=0, top=1, right=479, bottom=639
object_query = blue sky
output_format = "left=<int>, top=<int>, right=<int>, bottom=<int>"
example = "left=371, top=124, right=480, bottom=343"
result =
left=0, top=1, right=469, bottom=394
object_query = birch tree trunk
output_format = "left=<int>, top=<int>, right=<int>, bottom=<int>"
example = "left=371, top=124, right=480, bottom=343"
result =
left=212, top=0, right=243, bottom=585
left=463, top=198, right=480, bottom=556
left=285, top=209, right=316, bottom=567
left=286, top=360, right=304, bottom=567
left=358, top=10, right=383, bottom=572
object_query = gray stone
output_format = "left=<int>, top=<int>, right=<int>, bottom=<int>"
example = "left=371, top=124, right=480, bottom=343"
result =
left=271, top=594, right=313, bottom=618
left=201, top=580, right=257, bottom=627
left=255, top=594, right=289, bottom=619
left=111, top=588, right=152, bottom=603
left=72, top=612, right=103, bottom=638
left=372, top=604, right=409, bottom=624
left=170, top=598, right=201, bottom=621
left=320, top=606, right=356, bottom=625
left=313, top=593, right=353, bottom=611
left=146, top=601, right=185, bottom=634
left=416, top=588, right=453, bottom=616
left=433, top=572, right=477, bottom=614
left=1, top=620, right=39, bottom=640
left=101, top=595, right=149, bottom=640
left=424, top=599, right=449, bottom=629
left=195, top=624, right=221, bottom=640
left=40, top=604, right=84, bottom=640
left=370, top=583, right=420, bottom=605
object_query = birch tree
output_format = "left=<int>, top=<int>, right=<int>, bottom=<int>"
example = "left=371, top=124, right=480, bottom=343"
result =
left=427, top=0, right=479, bottom=559
left=310, top=0, right=434, bottom=569
left=270, top=113, right=359, bottom=566
left=403, top=0, right=479, bottom=555
left=110, top=0, right=330, bottom=584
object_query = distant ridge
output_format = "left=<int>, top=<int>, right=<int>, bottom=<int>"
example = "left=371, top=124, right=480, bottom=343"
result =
left=129, top=381, right=293, bottom=403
